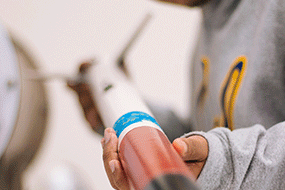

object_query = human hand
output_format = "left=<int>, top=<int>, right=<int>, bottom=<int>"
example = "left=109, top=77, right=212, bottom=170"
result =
left=102, top=128, right=208, bottom=190
left=101, top=128, right=130, bottom=190
left=172, top=135, right=208, bottom=179
left=67, top=62, right=104, bottom=135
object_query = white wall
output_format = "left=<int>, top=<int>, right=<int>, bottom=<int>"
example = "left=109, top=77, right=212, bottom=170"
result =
left=0, top=0, right=201, bottom=189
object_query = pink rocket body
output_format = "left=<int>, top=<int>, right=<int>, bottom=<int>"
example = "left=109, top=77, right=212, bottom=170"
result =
left=119, top=125, right=195, bottom=190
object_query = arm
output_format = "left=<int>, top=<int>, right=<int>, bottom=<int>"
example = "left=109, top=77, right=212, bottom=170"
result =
left=184, top=123, right=285, bottom=189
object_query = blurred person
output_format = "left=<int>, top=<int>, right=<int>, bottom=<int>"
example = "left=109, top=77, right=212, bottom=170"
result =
left=0, top=23, right=48, bottom=189
left=69, top=0, right=285, bottom=189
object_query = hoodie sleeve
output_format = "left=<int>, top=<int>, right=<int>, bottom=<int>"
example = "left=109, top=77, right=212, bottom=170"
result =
left=182, top=122, right=285, bottom=190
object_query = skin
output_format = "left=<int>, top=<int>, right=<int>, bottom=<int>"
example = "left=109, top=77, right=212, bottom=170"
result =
left=102, top=128, right=208, bottom=190
left=68, top=61, right=209, bottom=189
left=67, top=62, right=104, bottom=135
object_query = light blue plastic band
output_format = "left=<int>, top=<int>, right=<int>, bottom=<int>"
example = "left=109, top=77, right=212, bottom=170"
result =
left=113, top=111, right=160, bottom=137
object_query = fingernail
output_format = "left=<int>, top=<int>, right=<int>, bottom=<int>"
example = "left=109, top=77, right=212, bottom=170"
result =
left=175, top=139, right=188, bottom=155
left=104, top=130, right=111, bottom=144
left=101, top=138, right=105, bottom=147
left=109, top=161, right=116, bottom=173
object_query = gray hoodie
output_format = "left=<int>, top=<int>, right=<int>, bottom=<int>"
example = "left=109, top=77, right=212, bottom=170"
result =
left=182, top=0, right=285, bottom=189
left=150, top=0, right=285, bottom=189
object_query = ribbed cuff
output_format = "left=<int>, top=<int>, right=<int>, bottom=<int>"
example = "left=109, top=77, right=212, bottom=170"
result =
left=181, top=129, right=232, bottom=189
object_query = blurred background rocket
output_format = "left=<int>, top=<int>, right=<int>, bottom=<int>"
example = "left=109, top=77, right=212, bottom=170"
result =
left=0, top=0, right=201, bottom=189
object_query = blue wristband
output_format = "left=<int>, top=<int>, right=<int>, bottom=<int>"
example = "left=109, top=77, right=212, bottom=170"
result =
left=113, top=111, right=160, bottom=137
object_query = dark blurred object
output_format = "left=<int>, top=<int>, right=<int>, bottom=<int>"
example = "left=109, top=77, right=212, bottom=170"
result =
left=67, top=62, right=104, bottom=135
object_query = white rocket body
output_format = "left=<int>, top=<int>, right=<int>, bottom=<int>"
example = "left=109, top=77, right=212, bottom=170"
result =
left=86, top=59, right=152, bottom=129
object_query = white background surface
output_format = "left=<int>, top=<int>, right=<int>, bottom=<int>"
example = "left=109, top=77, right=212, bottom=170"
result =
left=0, top=0, right=201, bottom=189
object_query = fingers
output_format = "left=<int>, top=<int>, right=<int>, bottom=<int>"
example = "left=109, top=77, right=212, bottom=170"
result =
left=72, top=81, right=102, bottom=133
left=102, top=128, right=119, bottom=188
left=173, top=135, right=208, bottom=162
left=102, top=128, right=130, bottom=190
left=67, top=62, right=104, bottom=135
left=172, top=135, right=208, bottom=179
left=78, top=62, right=92, bottom=73
left=109, top=160, right=130, bottom=190
left=67, top=61, right=93, bottom=107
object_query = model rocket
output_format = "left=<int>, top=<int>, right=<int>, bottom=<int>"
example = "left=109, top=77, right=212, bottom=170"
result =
left=85, top=59, right=198, bottom=190
left=85, top=14, right=199, bottom=190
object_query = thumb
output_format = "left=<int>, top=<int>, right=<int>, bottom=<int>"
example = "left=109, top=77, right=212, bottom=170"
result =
left=172, top=135, right=208, bottom=162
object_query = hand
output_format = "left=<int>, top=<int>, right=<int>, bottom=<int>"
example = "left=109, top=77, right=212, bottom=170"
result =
left=67, top=60, right=131, bottom=135
left=172, top=135, right=208, bottom=179
left=67, top=62, right=104, bottom=135
left=101, top=128, right=130, bottom=190
left=102, top=128, right=208, bottom=190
